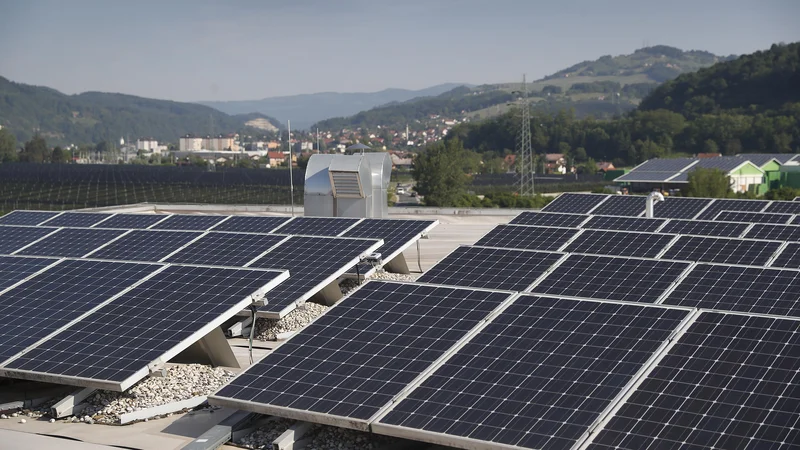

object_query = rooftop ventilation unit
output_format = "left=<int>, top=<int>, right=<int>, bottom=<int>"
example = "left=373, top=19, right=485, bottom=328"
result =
left=304, top=153, right=391, bottom=218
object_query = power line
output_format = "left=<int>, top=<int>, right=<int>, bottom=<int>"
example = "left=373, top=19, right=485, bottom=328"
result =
left=515, top=74, right=534, bottom=196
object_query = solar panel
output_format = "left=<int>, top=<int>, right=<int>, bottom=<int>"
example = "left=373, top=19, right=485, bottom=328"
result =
left=0, top=256, right=59, bottom=291
left=15, top=228, right=127, bottom=258
left=3, top=265, right=287, bottom=391
left=764, top=200, right=800, bottom=214
left=272, top=217, right=361, bottom=236
left=662, top=263, right=800, bottom=317
left=541, top=193, right=609, bottom=214
left=588, top=312, right=800, bottom=450
left=695, top=157, right=749, bottom=172
left=376, top=296, right=690, bottom=450
left=474, top=225, right=578, bottom=251
left=714, top=210, right=793, bottom=224
left=0, top=260, right=160, bottom=363
left=166, top=233, right=287, bottom=267
left=627, top=157, right=697, bottom=172
left=249, top=236, right=382, bottom=317
left=771, top=243, right=800, bottom=269
left=659, top=219, right=749, bottom=238
left=582, top=215, right=666, bottom=232
left=530, top=254, right=691, bottom=303
left=39, top=212, right=113, bottom=228
left=210, top=216, right=290, bottom=233
left=589, top=195, right=646, bottom=217
left=210, top=281, right=512, bottom=427
left=149, top=214, right=229, bottom=231
left=341, top=218, right=438, bottom=274
left=695, top=198, right=770, bottom=220
left=563, top=229, right=675, bottom=258
left=744, top=223, right=800, bottom=241
left=84, top=230, right=203, bottom=262
left=417, top=246, right=564, bottom=291
left=661, top=235, right=782, bottom=266
left=794, top=215, right=800, bottom=225
left=652, top=197, right=713, bottom=219
left=508, top=212, right=588, bottom=228
left=0, top=211, right=60, bottom=226
left=92, top=214, right=168, bottom=230
left=614, top=171, right=681, bottom=182
left=0, top=226, right=58, bottom=254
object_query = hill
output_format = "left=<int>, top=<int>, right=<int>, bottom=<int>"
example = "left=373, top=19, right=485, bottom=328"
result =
left=0, top=76, right=282, bottom=145
left=311, top=46, right=735, bottom=133
left=199, top=83, right=468, bottom=130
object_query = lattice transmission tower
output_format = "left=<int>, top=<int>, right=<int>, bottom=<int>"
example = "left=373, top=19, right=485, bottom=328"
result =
left=515, top=74, right=534, bottom=196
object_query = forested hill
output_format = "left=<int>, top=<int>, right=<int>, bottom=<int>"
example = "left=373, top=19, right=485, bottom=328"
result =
left=640, top=42, right=800, bottom=115
left=0, top=77, right=282, bottom=145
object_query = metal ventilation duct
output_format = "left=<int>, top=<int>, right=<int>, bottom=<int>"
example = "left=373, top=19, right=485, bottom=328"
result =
left=304, top=153, right=390, bottom=218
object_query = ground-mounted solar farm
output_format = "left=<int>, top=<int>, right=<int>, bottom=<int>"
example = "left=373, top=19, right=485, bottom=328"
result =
left=1, top=193, right=800, bottom=450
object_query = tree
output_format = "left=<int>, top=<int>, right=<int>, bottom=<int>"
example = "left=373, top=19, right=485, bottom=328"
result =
left=0, top=128, right=17, bottom=163
left=765, top=186, right=800, bottom=201
left=413, top=138, right=469, bottom=206
left=19, top=135, right=49, bottom=163
left=51, top=146, right=69, bottom=163
left=685, top=168, right=732, bottom=198
left=703, top=139, right=719, bottom=154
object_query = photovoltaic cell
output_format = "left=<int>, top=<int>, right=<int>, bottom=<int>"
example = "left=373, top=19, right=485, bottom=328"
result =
left=695, top=157, right=749, bottom=172
left=659, top=219, right=749, bottom=238
left=92, top=214, right=167, bottom=230
left=627, top=157, right=697, bottom=172
left=652, top=197, right=713, bottom=219
left=588, top=312, right=800, bottom=450
left=0, top=226, right=58, bottom=254
left=509, top=212, right=588, bottom=228
left=211, top=281, right=512, bottom=423
left=5, top=266, right=285, bottom=387
left=210, top=216, right=290, bottom=233
left=0, top=256, right=59, bottom=291
left=0, top=211, right=60, bottom=226
left=614, top=171, right=681, bottom=182
left=530, top=254, right=691, bottom=303
left=765, top=200, right=800, bottom=214
left=15, top=228, right=127, bottom=258
left=563, top=229, right=675, bottom=258
left=794, top=216, right=800, bottom=225
left=714, top=210, right=793, bottom=224
left=85, top=230, right=203, bottom=262
left=166, top=233, right=286, bottom=267
left=150, top=215, right=228, bottom=231
left=474, top=225, right=578, bottom=251
left=661, top=235, right=782, bottom=266
left=695, top=198, right=770, bottom=220
left=341, top=219, right=437, bottom=274
left=541, top=193, right=609, bottom=214
left=39, top=212, right=113, bottom=228
left=417, top=246, right=563, bottom=291
left=582, top=215, right=665, bottom=232
left=249, top=236, right=381, bottom=316
left=589, top=195, right=646, bottom=217
left=0, top=260, right=160, bottom=362
left=272, top=217, right=361, bottom=236
left=744, top=223, right=800, bottom=241
left=379, top=296, right=689, bottom=450
left=771, top=243, right=800, bottom=269
left=663, top=263, right=800, bottom=317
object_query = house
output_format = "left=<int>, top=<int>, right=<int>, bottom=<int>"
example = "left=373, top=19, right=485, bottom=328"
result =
left=544, top=153, right=567, bottom=174
left=596, top=161, right=616, bottom=172
left=267, top=151, right=288, bottom=167
left=504, top=154, right=517, bottom=169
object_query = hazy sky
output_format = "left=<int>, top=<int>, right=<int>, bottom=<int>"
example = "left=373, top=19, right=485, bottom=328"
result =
left=1, top=0, right=797, bottom=102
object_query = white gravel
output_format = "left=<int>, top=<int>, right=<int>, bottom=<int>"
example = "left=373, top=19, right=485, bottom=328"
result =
left=82, top=364, right=235, bottom=424
left=235, top=417, right=295, bottom=449
left=368, top=270, right=420, bottom=283
left=255, top=302, right=329, bottom=341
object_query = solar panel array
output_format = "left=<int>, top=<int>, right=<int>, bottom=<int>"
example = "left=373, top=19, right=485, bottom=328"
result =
left=590, top=195, right=647, bottom=217
left=0, top=210, right=60, bottom=226
left=661, top=235, right=782, bottom=266
left=652, top=196, right=712, bottom=218
left=475, top=225, right=578, bottom=251
left=714, top=210, right=793, bottom=224
left=562, top=229, right=675, bottom=258
left=582, top=215, right=665, bottom=232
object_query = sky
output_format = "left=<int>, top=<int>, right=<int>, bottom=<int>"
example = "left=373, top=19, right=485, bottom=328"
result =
left=1, top=0, right=798, bottom=102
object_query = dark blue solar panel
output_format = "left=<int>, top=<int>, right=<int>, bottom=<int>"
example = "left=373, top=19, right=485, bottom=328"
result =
left=715, top=210, right=793, bottom=224
left=474, top=225, right=578, bottom=251
left=85, top=230, right=202, bottom=262
left=531, top=254, right=691, bottom=303
left=0, top=226, right=58, bottom=254
left=166, top=233, right=287, bottom=267
left=771, top=243, right=800, bottom=269
left=590, top=195, right=646, bottom=217
left=417, top=246, right=563, bottom=291
left=210, top=216, right=290, bottom=233
left=652, top=197, right=713, bottom=219
left=508, top=212, right=588, bottom=228
left=765, top=200, right=800, bottom=214
left=272, top=217, right=361, bottom=236
left=0, top=211, right=60, bottom=226
left=0, top=256, right=59, bottom=291
left=589, top=313, right=800, bottom=450
left=695, top=198, right=770, bottom=220
left=212, top=281, right=512, bottom=422
left=541, top=193, right=609, bottom=214
left=563, top=229, right=675, bottom=258
left=695, top=157, right=748, bottom=172
left=744, top=224, right=800, bottom=241
left=661, top=235, right=782, bottom=266
left=628, top=158, right=696, bottom=172
left=150, top=215, right=229, bottom=231
left=659, top=219, right=749, bottom=238
left=379, top=296, right=689, bottom=450
left=39, top=212, right=113, bottom=228
left=16, top=228, right=127, bottom=258
left=0, top=260, right=160, bottom=362
left=615, top=171, right=681, bottom=182
left=92, top=214, right=168, bottom=230
left=582, top=215, right=665, bottom=232
left=341, top=219, right=437, bottom=274
left=5, top=266, right=285, bottom=387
